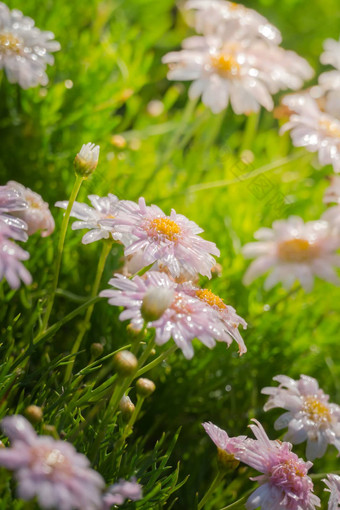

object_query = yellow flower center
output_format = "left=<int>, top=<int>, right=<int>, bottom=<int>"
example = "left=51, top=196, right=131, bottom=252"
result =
left=277, top=238, right=319, bottom=263
left=196, top=288, right=226, bottom=310
left=303, top=396, right=331, bottom=424
left=319, top=118, right=340, bottom=139
left=0, top=33, right=22, bottom=55
left=148, top=217, right=181, bottom=242
left=210, top=53, right=241, bottom=77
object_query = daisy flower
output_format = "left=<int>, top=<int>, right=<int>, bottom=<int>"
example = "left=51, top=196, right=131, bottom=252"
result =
left=324, top=474, right=340, bottom=510
left=262, top=374, right=340, bottom=460
left=102, top=478, right=142, bottom=508
left=7, top=181, right=55, bottom=237
left=0, top=219, right=31, bottom=289
left=100, top=271, right=246, bottom=359
left=203, top=421, right=248, bottom=455
left=280, top=94, right=340, bottom=173
left=318, top=71, right=340, bottom=120
left=0, top=2, right=60, bottom=89
left=0, top=415, right=105, bottom=510
left=321, top=37, right=340, bottom=71
left=185, top=0, right=282, bottom=44
left=242, top=216, right=340, bottom=291
left=55, top=194, right=127, bottom=245
left=0, top=185, right=27, bottom=213
left=102, top=197, right=220, bottom=279
left=162, top=35, right=313, bottom=114
left=242, top=420, right=320, bottom=510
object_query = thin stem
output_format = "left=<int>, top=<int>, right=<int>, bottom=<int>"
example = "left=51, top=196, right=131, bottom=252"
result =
left=64, top=240, right=113, bottom=383
left=115, top=395, right=145, bottom=471
left=239, top=112, right=259, bottom=154
left=136, top=344, right=177, bottom=377
left=198, top=471, right=225, bottom=510
left=42, top=174, right=84, bottom=331
left=311, top=470, right=340, bottom=481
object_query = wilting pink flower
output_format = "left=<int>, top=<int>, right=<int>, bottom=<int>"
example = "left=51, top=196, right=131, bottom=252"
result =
left=242, top=216, right=340, bottom=291
left=100, top=271, right=246, bottom=359
left=163, top=35, right=312, bottom=115
left=102, top=478, right=142, bottom=508
left=281, top=94, right=340, bottom=173
left=0, top=220, right=31, bottom=288
left=202, top=421, right=248, bottom=455
left=262, top=375, right=340, bottom=460
left=321, top=37, right=340, bottom=71
left=7, top=181, right=54, bottom=237
left=0, top=2, right=60, bottom=89
left=102, top=197, right=220, bottom=279
left=242, top=420, right=320, bottom=510
left=55, top=194, right=128, bottom=245
left=0, top=415, right=104, bottom=510
left=324, top=474, right=340, bottom=510
left=185, top=0, right=282, bottom=44
left=0, top=185, right=27, bottom=213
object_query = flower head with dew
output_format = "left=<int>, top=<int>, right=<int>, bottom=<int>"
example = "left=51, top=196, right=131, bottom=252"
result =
left=0, top=415, right=105, bottom=510
left=281, top=93, right=340, bottom=173
left=242, top=216, right=340, bottom=292
left=7, top=181, right=54, bottom=237
left=0, top=2, right=60, bottom=89
left=323, top=474, right=340, bottom=510
left=101, top=197, right=220, bottom=280
left=0, top=218, right=31, bottom=289
left=262, top=375, right=340, bottom=460
left=185, top=0, right=282, bottom=44
left=239, top=420, right=320, bottom=510
left=74, top=143, right=100, bottom=178
left=102, top=478, right=142, bottom=508
left=55, top=194, right=130, bottom=245
left=162, top=34, right=313, bottom=115
left=0, top=185, right=27, bottom=214
left=100, top=271, right=246, bottom=359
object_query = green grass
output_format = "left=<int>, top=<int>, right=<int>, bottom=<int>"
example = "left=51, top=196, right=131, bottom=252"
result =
left=1, top=0, right=340, bottom=508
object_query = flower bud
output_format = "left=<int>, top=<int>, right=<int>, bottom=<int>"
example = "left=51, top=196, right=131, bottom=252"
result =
left=91, top=342, right=104, bottom=359
left=113, top=350, right=138, bottom=376
left=42, top=424, right=58, bottom=439
left=119, top=396, right=135, bottom=421
left=24, top=405, right=43, bottom=424
left=141, top=287, right=174, bottom=322
left=136, top=378, right=156, bottom=398
left=126, top=323, right=145, bottom=338
left=217, top=448, right=240, bottom=472
left=74, top=143, right=100, bottom=178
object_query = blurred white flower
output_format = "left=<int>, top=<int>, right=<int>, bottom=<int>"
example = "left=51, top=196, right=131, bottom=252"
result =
left=243, top=216, right=340, bottom=291
left=318, top=71, right=340, bottom=120
left=7, top=181, right=55, bottom=237
left=321, top=37, right=340, bottom=70
left=0, top=2, right=60, bottom=89
left=324, top=474, right=340, bottom=510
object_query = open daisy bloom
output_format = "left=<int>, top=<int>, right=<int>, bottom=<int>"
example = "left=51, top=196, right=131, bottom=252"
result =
left=100, top=271, right=246, bottom=359
left=0, top=220, right=31, bottom=289
left=324, top=474, right=340, bottom=510
left=102, top=197, right=220, bottom=280
left=7, top=181, right=55, bottom=237
left=262, top=375, right=340, bottom=461
left=0, top=2, right=60, bottom=89
left=0, top=415, right=105, bottom=510
left=242, top=216, right=340, bottom=291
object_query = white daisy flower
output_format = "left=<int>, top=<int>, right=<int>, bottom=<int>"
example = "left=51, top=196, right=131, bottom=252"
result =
left=318, top=70, right=340, bottom=120
left=242, top=216, right=340, bottom=291
left=0, top=2, right=60, bottom=89
left=321, top=37, right=340, bottom=71
left=262, top=375, right=340, bottom=460
left=324, top=474, right=340, bottom=510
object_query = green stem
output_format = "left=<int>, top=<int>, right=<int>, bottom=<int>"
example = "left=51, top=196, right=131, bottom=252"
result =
left=136, top=344, right=177, bottom=377
left=42, top=174, right=84, bottom=331
left=64, top=240, right=112, bottom=383
left=198, top=471, right=225, bottom=510
left=239, top=112, right=259, bottom=154
left=311, top=470, right=340, bottom=481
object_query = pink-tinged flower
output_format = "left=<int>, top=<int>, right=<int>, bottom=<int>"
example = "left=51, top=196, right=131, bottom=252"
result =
left=0, top=2, right=60, bottom=89
left=102, top=478, right=142, bottom=508
left=100, top=271, right=246, bottom=359
left=318, top=71, right=340, bottom=120
left=202, top=421, right=248, bottom=455
left=0, top=185, right=27, bottom=213
left=55, top=194, right=128, bottom=245
left=281, top=94, right=340, bottom=173
left=262, top=375, right=340, bottom=461
left=7, top=181, right=54, bottom=237
left=242, top=420, right=320, bottom=510
left=104, top=197, right=219, bottom=279
left=324, top=474, right=340, bottom=510
left=0, top=415, right=105, bottom=510
left=0, top=220, right=31, bottom=288
left=185, top=0, right=282, bottom=44
left=321, top=37, right=340, bottom=71
left=163, top=35, right=313, bottom=115
left=242, top=216, right=340, bottom=291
